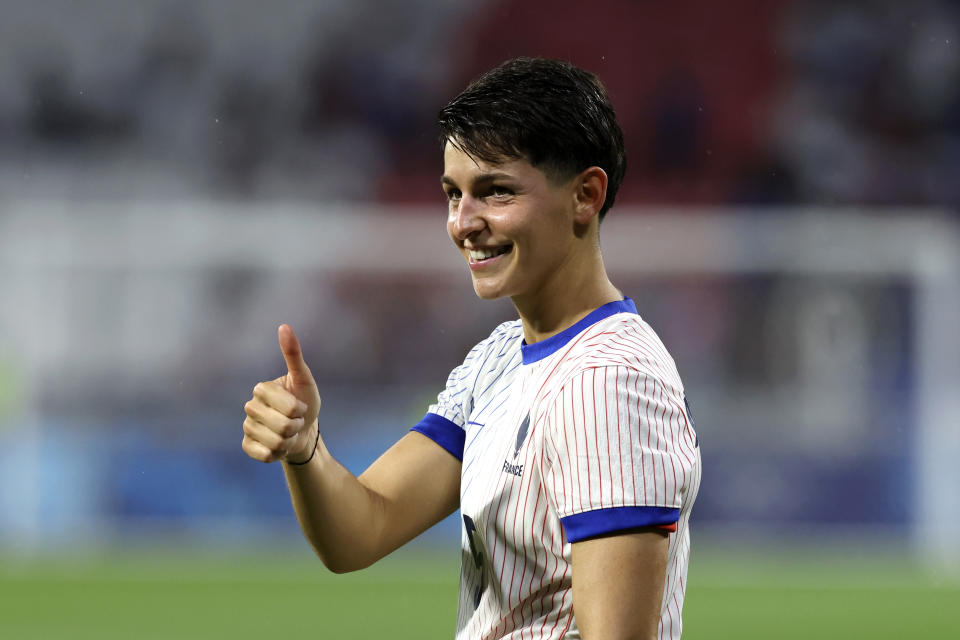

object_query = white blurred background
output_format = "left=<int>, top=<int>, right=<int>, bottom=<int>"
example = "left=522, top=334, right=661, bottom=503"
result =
left=0, top=0, right=958, bottom=577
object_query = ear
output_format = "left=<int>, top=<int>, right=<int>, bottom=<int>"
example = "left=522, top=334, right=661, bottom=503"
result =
left=572, top=166, right=608, bottom=225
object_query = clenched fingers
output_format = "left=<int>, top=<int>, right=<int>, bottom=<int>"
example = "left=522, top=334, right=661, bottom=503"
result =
left=242, top=434, right=284, bottom=463
left=242, top=417, right=300, bottom=462
left=253, top=380, right=307, bottom=418
left=244, top=397, right=306, bottom=438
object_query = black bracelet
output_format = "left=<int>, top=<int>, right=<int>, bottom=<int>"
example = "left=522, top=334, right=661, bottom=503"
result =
left=286, top=426, right=319, bottom=466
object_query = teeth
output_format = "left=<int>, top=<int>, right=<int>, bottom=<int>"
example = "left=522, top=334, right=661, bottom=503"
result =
left=469, top=246, right=508, bottom=261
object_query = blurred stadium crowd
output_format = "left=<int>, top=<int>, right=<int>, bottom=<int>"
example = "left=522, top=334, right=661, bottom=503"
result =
left=1, top=0, right=958, bottom=207
left=0, top=0, right=958, bottom=569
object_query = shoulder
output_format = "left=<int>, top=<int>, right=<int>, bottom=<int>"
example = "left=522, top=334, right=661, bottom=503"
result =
left=541, top=313, right=684, bottom=405
left=427, top=319, right=523, bottom=426
left=467, top=319, right=524, bottom=362
left=584, top=314, right=679, bottom=375
left=446, top=319, right=523, bottom=386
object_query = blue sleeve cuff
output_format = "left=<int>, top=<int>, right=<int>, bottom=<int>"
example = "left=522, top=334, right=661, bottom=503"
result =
left=560, top=506, right=680, bottom=542
left=411, top=413, right=465, bottom=462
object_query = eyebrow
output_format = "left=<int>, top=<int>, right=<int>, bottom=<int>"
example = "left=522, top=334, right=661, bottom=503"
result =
left=441, top=172, right=516, bottom=188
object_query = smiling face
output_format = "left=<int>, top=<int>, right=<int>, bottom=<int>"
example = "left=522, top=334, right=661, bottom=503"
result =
left=442, top=142, right=583, bottom=304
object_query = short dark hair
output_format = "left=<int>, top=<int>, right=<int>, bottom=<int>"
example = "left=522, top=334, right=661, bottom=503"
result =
left=437, top=57, right=626, bottom=221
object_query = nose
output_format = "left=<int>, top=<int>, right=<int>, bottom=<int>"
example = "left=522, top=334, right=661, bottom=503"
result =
left=448, top=195, right=485, bottom=243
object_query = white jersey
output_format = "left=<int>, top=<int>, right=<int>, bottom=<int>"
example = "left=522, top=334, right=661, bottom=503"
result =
left=413, top=299, right=700, bottom=640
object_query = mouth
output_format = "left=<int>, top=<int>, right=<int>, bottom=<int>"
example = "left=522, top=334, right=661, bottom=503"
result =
left=467, top=244, right=513, bottom=266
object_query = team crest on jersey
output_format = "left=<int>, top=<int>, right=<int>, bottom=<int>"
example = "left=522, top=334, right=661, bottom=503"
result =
left=501, top=413, right=531, bottom=477
left=513, top=413, right=530, bottom=459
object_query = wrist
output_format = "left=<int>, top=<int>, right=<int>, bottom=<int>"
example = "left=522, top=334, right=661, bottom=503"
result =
left=285, top=422, right=320, bottom=466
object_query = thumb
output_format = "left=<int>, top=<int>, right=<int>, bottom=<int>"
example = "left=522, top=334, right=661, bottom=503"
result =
left=278, top=324, right=316, bottom=391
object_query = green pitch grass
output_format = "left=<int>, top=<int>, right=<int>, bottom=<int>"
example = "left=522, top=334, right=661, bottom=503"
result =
left=1, top=546, right=956, bottom=639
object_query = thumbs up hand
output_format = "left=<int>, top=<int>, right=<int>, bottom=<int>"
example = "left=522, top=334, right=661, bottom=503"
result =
left=242, top=325, right=322, bottom=464
left=277, top=324, right=322, bottom=425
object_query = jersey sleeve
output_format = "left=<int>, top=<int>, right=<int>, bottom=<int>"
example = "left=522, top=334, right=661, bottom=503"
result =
left=409, top=344, right=481, bottom=462
left=542, top=365, right=698, bottom=543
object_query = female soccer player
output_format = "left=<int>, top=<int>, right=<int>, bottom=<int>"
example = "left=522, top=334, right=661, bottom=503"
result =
left=241, top=57, right=700, bottom=640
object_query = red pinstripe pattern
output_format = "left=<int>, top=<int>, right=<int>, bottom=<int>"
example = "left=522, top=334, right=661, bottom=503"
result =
left=591, top=368, right=603, bottom=509
left=579, top=372, right=590, bottom=512
left=528, top=504, right=549, bottom=639
left=571, top=383, right=585, bottom=513
left=633, top=369, right=645, bottom=503
left=611, top=375, right=633, bottom=501
left=644, top=376, right=659, bottom=505
left=454, top=313, right=699, bottom=640
left=657, top=382, right=678, bottom=505
left=543, top=564, right=571, bottom=639
left=507, top=444, right=536, bottom=631
left=560, top=387, right=572, bottom=515
left=518, top=486, right=541, bottom=638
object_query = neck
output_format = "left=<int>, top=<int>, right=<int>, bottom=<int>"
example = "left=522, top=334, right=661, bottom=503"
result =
left=513, top=250, right=622, bottom=345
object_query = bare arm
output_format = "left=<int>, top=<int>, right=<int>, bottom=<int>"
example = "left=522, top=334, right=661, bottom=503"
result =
left=283, top=430, right=460, bottom=572
left=571, top=530, right=669, bottom=640
left=242, top=325, right=460, bottom=572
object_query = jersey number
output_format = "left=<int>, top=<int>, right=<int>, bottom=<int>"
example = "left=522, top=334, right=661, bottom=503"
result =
left=463, top=514, right=487, bottom=610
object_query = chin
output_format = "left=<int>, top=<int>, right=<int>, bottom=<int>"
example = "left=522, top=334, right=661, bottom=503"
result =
left=473, top=287, right=506, bottom=301
left=472, top=279, right=508, bottom=300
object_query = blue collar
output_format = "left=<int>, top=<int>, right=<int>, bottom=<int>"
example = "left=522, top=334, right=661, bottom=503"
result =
left=520, top=298, right=638, bottom=365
